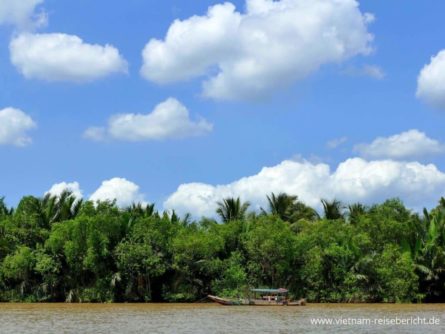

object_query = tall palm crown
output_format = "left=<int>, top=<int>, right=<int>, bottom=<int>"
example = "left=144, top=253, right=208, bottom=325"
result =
left=348, top=203, right=368, bottom=224
left=415, top=204, right=445, bottom=301
left=216, top=197, right=250, bottom=222
left=321, top=199, right=344, bottom=220
left=264, top=193, right=319, bottom=222
left=126, top=203, right=157, bottom=218
left=41, top=190, right=83, bottom=224
left=265, top=193, right=297, bottom=221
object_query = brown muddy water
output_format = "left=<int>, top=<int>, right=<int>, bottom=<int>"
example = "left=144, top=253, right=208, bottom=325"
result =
left=0, top=303, right=444, bottom=334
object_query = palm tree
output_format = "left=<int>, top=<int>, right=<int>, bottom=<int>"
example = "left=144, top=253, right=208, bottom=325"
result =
left=125, top=203, right=158, bottom=231
left=216, top=197, right=250, bottom=222
left=321, top=199, right=344, bottom=220
left=161, top=209, right=183, bottom=223
left=348, top=203, right=367, bottom=225
left=262, top=193, right=319, bottom=222
left=126, top=203, right=156, bottom=218
left=41, top=190, right=83, bottom=224
left=263, top=193, right=296, bottom=221
left=414, top=207, right=445, bottom=301
left=291, top=201, right=320, bottom=222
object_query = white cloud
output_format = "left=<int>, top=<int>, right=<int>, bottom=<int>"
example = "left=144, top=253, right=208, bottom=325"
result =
left=83, top=127, right=107, bottom=142
left=354, top=130, right=445, bottom=160
left=362, top=65, right=385, bottom=79
left=0, top=0, right=46, bottom=29
left=10, top=33, right=128, bottom=82
left=342, top=64, right=385, bottom=80
left=141, top=0, right=373, bottom=101
left=164, top=158, right=445, bottom=217
left=417, top=50, right=445, bottom=110
left=0, top=107, right=36, bottom=146
left=46, top=182, right=83, bottom=199
left=83, top=126, right=107, bottom=141
left=327, top=136, right=348, bottom=149
left=84, top=98, right=213, bottom=141
left=90, top=178, right=147, bottom=207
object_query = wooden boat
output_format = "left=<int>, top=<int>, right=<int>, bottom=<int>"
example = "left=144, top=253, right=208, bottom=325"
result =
left=207, top=295, right=248, bottom=305
left=208, top=288, right=306, bottom=306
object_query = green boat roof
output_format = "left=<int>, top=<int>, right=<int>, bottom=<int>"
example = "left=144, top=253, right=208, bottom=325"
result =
left=250, top=288, right=288, bottom=294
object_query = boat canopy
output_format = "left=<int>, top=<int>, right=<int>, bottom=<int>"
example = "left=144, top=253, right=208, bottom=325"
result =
left=250, top=288, right=288, bottom=294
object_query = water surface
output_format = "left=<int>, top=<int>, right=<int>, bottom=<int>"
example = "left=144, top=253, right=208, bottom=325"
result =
left=0, top=303, right=444, bottom=333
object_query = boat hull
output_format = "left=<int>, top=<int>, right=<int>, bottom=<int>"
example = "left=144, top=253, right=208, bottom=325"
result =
left=207, top=295, right=246, bottom=305
left=208, top=295, right=306, bottom=306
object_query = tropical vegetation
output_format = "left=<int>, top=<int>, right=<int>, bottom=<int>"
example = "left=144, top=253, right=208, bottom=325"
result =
left=0, top=192, right=444, bottom=303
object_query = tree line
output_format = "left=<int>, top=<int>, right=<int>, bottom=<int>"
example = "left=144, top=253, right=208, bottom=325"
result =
left=0, top=191, right=444, bottom=303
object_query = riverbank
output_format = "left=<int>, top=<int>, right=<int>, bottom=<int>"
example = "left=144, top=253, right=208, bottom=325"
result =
left=1, top=195, right=445, bottom=303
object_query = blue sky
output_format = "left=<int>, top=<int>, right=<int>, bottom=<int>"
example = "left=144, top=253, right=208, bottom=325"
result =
left=1, top=0, right=444, bottom=216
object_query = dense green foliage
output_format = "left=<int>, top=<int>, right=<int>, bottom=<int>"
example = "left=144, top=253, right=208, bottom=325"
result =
left=0, top=192, right=444, bottom=303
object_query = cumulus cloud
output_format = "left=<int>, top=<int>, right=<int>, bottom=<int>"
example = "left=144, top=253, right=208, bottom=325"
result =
left=83, top=127, right=107, bottom=142
left=0, top=107, right=36, bottom=146
left=354, top=130, right=445, bottom=160
left=164, top=158, right=445, bottom=217
left=417, top=50, right=445, bottom=110
left=84, top=98, right=213, bottom=142
left=10, top=33, right=128, bottom=82
left=141, top=0, right=374, bottom=100
left=89, top=178, right=147, bottom=207
left=343, top=64, right=385, bottom=80
left=0, top=0, right=46, bottom=29
left=362, top=65, right=385, bottom=79
left=46, top=182, right=83, bottom=199
left=327, top=136, right=348, bottom=149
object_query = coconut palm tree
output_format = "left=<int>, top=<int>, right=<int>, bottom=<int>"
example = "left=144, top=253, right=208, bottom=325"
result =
left=262, top=193, right=319, bottom=222
left=348, top=203, right=367, bottom=225
left=263, top=193, right=297, bottom=221
left=41, top=190, right=83, bottom=224
left=126, top=203, right=156, bottom=218
left=291, top=201, right=320, bottom=222
left=414, top=207, right=445, bottom=301
left=216, top=197, right=250, bottom=222
left=321, top=199, right=344, bottom=220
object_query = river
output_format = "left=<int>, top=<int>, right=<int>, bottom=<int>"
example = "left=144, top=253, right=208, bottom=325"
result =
left=0, top=303, right=444, bottom=333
